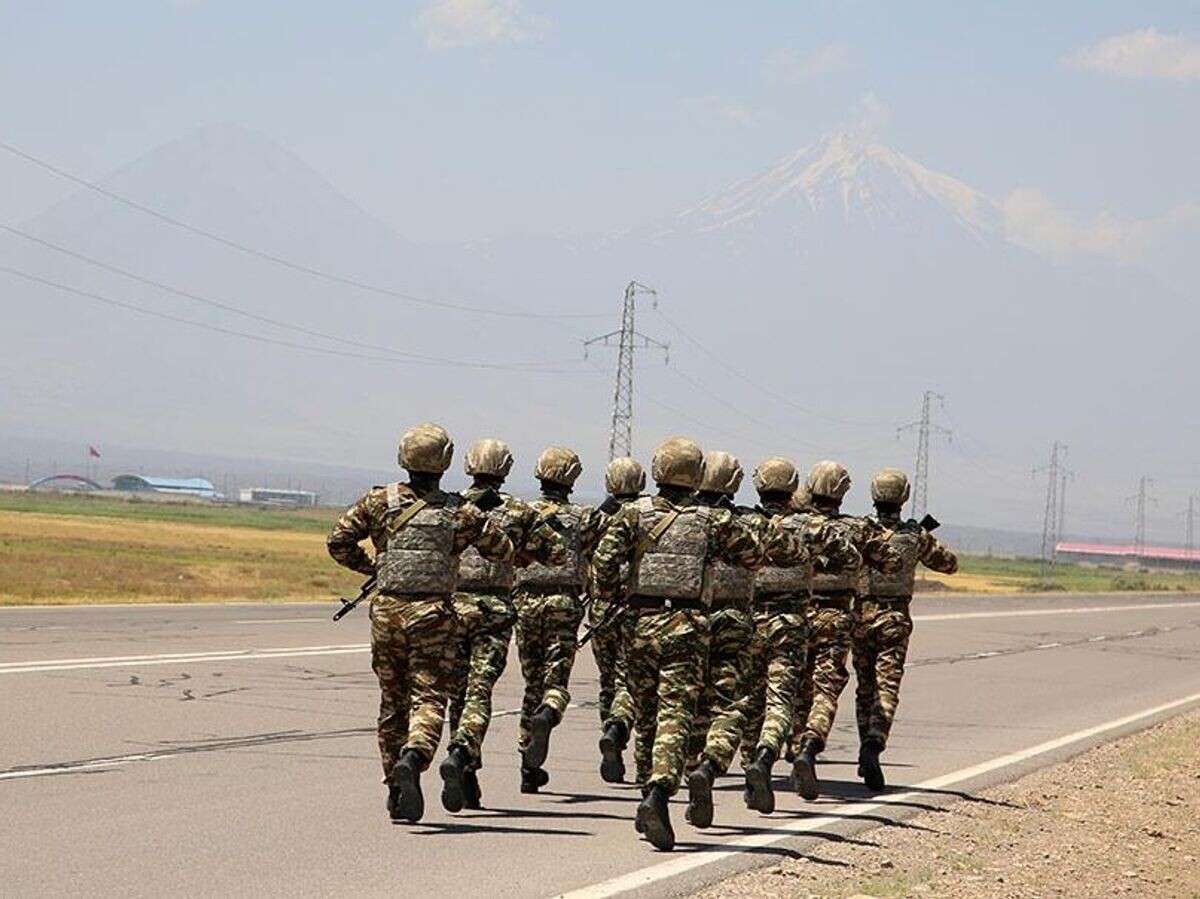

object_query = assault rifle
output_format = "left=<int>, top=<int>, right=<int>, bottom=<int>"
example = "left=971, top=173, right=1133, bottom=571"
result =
left=332, top=575, right=377, bottom=621
left=577, top=595, right=625, bottom=648
left=919, top=513, right=941, bottom=532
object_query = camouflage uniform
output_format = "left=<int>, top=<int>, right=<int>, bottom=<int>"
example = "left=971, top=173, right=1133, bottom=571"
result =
left=513, top=491, right=605, bottom=750
left=590, top=493, right=639, bottom=735
left=794, top=512, right=898, bottom=749
left=591, top=492, right=765, bottom=795
left=853, top=511, right=957, bottom=749
left=327, top=482, right=513, bottom=781
left=446, top=486, right=565, bottom=768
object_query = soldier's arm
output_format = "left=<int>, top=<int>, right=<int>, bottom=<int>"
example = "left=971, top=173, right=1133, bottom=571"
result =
left=919, top=531, right=959, bottom=574
left=590, top=507, right=638, bottom=600
left=762, top=516, right=807, bottom=568
left=520, top=507, right=568, bottom=567
left=455, top=503, right=515, bottom=562
left=713, top=510, right=764, bottom=570
left=580, top=507, right=607, bottom=558
left=809, top=519, right=861, bottom=572
left=326, top=493, right=377, bottom=577
left=861, top=521, right=903, bottom=572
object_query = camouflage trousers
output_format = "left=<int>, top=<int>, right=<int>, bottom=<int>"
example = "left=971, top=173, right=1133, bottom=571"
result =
left=626, top=607, right=709, bottom=793
left=690, top=604, right=754, bottom=775
left=851, top=599, right=914, bottom=749
left=369, top=594, right=459, bottom=780
left=740, top=605, right=808, bottom=765
left=513, top=588, right=584, bottom=749
left=793, top=603, right=855, bottom=750
left=446, top=591, right=517, bottom=767
left=589, top=597, right=634, bottom=729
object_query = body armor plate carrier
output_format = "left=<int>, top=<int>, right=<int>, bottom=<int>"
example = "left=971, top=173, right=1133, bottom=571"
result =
left=375, top=484, right=462, bottom=596
left=457, top=497, right=521, bottom=592
left=866, top=520, right=922, bottom=597
left=754, top=512, right=812, bottom=596
left=630, top=497, right=710, bottom=601
left=515, top=502, right=586, bottom=590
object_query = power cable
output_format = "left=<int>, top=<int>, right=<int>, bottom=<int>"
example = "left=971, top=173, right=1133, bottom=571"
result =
left=0, top=264, right=598, bottom=374
left=0, top=224, right=579, bottom=370
left=0, top=139, right=607, bottom=321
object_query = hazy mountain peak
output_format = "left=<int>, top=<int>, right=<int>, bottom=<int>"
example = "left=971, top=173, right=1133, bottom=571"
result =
left=670, top=130, right=1002, bottom=241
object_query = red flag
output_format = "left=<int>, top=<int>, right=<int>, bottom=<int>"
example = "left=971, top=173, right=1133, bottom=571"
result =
left=88, top=445, right=101, bottom=459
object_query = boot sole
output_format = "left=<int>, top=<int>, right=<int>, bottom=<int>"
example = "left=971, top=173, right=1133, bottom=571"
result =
left=744, top=765, right=775, bottom=814
left=438, top=756, right=465, bottom=813
left=686, top=769, right=714, bottom=829
left=641, top=801, right=675, bottom=851
left=598, top=734, right=626, bottom=784
left=525, top=715, right=553, bottom=769
left=861, top=759, right=885, bottom=792
left=391, top=760, right=425, bottom=822
left=792, top=757, right=819, bottom=801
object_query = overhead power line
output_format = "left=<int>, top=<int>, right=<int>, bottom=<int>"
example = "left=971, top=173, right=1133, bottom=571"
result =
left=0, top=138, right=605, bottom=322
left=0, top=224, right=578, bottom=370
left=0, top=264, right=596, bottom=374
left=897, top=390, right=951, bottom=521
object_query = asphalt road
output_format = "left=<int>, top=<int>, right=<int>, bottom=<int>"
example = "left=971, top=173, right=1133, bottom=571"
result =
left=3, top=593, right=1200, bottom=898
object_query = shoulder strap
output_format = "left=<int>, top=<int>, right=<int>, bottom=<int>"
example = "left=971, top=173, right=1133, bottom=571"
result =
left=635, top=507, right=681, bottom=560
left=536, top=502, right=561, bottom=521
left=387, top=494, right=429, bottom=531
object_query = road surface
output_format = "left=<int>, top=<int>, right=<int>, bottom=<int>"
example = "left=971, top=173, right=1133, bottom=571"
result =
left=3, top=593, right=1199, bottom=898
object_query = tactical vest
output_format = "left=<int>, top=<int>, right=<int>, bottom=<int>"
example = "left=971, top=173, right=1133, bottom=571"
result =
left=375, top=484, right=462, bottom=596
left=630, top=497, right=710, bottom=600
left=457, top=495, right=521, bottom=592
left=753, top=512, right=812, bottom=596
left=866, top=518, right=922, bottom=597
left=515, top=502, right=586, bottom=590
left=811, top=514, right=862, bottom=596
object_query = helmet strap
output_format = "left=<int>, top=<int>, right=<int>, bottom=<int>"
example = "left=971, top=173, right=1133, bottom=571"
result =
left=407, top=471, right=443, bottom=495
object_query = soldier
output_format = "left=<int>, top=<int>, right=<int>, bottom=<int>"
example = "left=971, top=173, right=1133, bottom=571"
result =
left=513, top=446, right=605, bottom=793
left=738, top=457, right=861, bottom=815
left=593, top=456, right=645, bottom=784
left=440, top=439, right=566, bottom=812
left=591, top=437, right=775, bottom=851
left=792, top=460, right=900, bottom=801
left=684, top=451, right=759, bottom=829
left=852, top=468, right=958, bottom=791
left=326, top=423, right=513, bottom=823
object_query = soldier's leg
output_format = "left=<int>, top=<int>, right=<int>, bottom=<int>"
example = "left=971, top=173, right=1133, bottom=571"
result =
left=802, top=609, right=854, bottom=748
left=514, top=593, right=548, bottom=750
left=539, top=593, right=583, bottom=719
left=446, top=594, right=479, bottom=739
left=648, top=611, right=707, bottom=796
left=370, top=602, right=410, bottom=782
left=756, top=613, right=805, bottom=757
left=451, top=617, right=514, bottom=763
left=790, top=626, right=816, bottom=758
left=687, top=633, right=716, bottom=769
left=701, top=610, right=754, bottom=774
left=851, top=610, right=880, bottom=745
left=400, top=598, right=458, bottom=765
left=867, top=610, right=914, bottom=749
left=591, top=602, right=621, bottom=725
left=738, top=617, right=769, bottom=769
left=625, top=614, right=661, bottom=789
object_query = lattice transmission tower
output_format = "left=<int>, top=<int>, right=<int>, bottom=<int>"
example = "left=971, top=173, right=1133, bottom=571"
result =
left=898, top=390, right=951, bottom=521
left=585, top=281, right=668, bottom=460
left=1034, top=442, right=1067, bottom=579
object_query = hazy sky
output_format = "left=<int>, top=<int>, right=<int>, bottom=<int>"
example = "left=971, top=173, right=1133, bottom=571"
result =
left=2, top=1, right=1197, bottom=241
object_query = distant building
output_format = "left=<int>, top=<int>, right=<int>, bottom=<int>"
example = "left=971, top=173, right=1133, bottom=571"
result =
left=111, top=475, right=218, bottom=499
left=1056, top=541, right=1200, bottom=571
left=238, top=487, right=319, bottom=507
left=28, top=474, right=106, bottom=492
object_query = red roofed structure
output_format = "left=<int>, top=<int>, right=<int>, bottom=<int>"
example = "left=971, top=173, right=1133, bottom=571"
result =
left=1056, top=541, right=1200, bottom=569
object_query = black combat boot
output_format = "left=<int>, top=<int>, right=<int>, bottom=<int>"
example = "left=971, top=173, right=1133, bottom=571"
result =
left=598, top=719, right=628, bottom=784
left=390, top=749, right=425, bottom=822
left=792, top=737, right=822, bottom=801
left=524, top=705, right=560, bottom=769
left=744, top=746, right=778, bottom=814
left=686, top=758, right=719, bottom=829
left=462, top=766, right=482, bottom=810
left=635, top=786, right=650, bottom=833
left=438, top=744, right=471, bottom=813
left=520, top=764, right=550, bottom=794
left=637, top=784, right=675, bottom=851
left=858, top=738, right=885, bottom=792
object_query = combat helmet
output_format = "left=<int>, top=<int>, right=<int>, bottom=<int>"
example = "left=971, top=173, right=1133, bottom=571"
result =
left=871, top=468, right=910, bottom=506
left=651, top=437, right=704, bottom=489
left=398, top=422, right=454, bottom=473
left=807, top=460, right=852, bottom=502
left=535, top=446, right=583, bottom=487
left=700, top=451, right=743, bottom=496
left=464, top=438, right=514, bottom=479
left=605, top=457, right=646, bottom=497
left=752, top=456, right=800, bottom=495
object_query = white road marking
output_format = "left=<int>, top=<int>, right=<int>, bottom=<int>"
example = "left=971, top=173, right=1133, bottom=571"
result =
left=913, top=601, right=1200, bottom=622
left=1036, top=642, right=1062, bottom=649
left=554, top=690, right=1200, bottom=899
left=234, top=618, right=328, bottom=625
left=0, top=644, right=368, bottom=675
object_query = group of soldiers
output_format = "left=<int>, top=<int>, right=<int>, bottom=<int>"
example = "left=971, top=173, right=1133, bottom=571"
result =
left=326, top=422, right=958, bottom=851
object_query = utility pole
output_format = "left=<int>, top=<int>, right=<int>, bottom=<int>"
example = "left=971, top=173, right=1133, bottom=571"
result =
left=1128, top=476, right=1155, bottom=557
left=897, top=390, right=951, bottom=521
left=1034, top=442, right=1066, bottom=579
left=585, top=281, right=669, bottom=460
left=1183, top=495, right=1197, bottom=569
left=1056, top=468, right=1073, bottom=558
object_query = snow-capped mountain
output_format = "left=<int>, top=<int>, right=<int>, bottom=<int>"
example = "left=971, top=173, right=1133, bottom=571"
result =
left=665, top=131, right=1003, bottom=241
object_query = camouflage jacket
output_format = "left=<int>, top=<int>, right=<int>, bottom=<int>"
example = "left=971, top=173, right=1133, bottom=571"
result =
left=748, top=501, right=862, bottom=597
left=512, top=493, right=606, bottom=590
left=456, top=486, right=567, bottom=591
left=810, top=509, right=901, bottom=595
left=865, top=512, right=958, bottom=597
left=326, top=483, right=513, bottom=579
left=591, top=493, right=785, bottom=603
